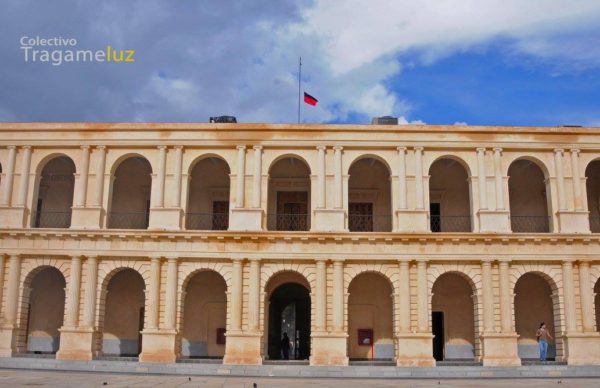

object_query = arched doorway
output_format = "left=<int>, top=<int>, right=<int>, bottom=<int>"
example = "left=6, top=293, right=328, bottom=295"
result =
left=428, top=158, right=472, bottom=232
left=186, top=157, right=231, bottom=230
left=180, top=270, right=227, bottom=358
left=431, top=273, right=477, bottom=361
left=265, top=272, right=311, bottom=360
left=347, top=272, right=394, bottom=360
left=101, top=269, right=146, bottom=357
left=348, top=157, right=392, bottom=232
left=508, top=159, right=551, bottom=233
left=585, top=160, right=600, bottom=233
left=31, top=156, right=75, bottom=228
left=22, top=267, right=65, bottom=354
left=108, top=156, right=152, bottom=229
left=514, top=273, right=561, bottom=360
left=267, top=156, right=311, bottom=231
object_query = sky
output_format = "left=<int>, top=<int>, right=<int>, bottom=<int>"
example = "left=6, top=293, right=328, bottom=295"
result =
left=0, top=0, right=599, bottom=126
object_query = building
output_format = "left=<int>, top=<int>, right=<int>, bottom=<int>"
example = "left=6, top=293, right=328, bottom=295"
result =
left=0, top=122, right=599, bottom=367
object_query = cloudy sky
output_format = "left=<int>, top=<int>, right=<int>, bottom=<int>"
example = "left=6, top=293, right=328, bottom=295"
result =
left=1, top=0, right=599, bottom=126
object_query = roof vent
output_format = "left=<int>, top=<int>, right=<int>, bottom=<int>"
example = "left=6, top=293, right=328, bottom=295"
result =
left=209, top=116, right=237, bottom=123
left=371, top=116, right=398, bottom=125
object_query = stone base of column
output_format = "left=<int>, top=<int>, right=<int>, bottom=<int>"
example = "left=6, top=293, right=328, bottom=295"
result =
left=56, top=327, right=97, bottom=360
left=563, top=332, right=600, bottom=365
left=139, top=329, right=177, bottom=363
left=229, top=208, right=263, bottom=231
left=556, top=211, right=591, bottom=233
left=0, top=327, right=19, bottom=357
left=395, top=333, right=435, bottom=367
left=148, top=208, right=183, bottom=230
left=222, top=332, right=262, bottom=365
left=312, top=209, right=347, bottom=232
left=70, top=206, right=103, bottom=229
left=0, top=206, right=27, bottom=228
left=480, top=332, right=520, bottom=366
left=310, top=332, right=348, bottom=366
left=478, top=210, right=511, bottom=233
left=394, top=209, right=429, bottom=233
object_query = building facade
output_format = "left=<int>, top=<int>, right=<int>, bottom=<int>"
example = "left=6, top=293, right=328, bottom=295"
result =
left=0, top=122, right=599, bottom=367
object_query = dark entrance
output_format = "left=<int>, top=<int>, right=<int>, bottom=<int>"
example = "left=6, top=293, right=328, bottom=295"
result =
left=268, top=283, right=311, bottom=360
left=432, top=311, right=444, bottom=361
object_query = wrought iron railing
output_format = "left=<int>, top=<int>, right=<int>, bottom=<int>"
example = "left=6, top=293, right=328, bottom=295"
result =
left=348, top=214, right=392, bottom=232
left=510, top=215, right=551, bottom=233
left=430, top=215, right=471, bottom=232
left=267, top=213, right=309, bottom=231
left=107, top=212, right=149, bottom=229
left=589, top=216, right=600, bottom=233
left=186, top=213, right=229, bottom=230
left=31, top=210, right=72, bottom=228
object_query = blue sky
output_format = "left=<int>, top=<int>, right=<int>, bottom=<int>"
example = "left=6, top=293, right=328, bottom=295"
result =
left=0, top=0, right=599, bottom=126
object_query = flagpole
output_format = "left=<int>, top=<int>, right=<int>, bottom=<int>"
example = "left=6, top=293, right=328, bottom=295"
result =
left=297, top=56, right=302, bottom=124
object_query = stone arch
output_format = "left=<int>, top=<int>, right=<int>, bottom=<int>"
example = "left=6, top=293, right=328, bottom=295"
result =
left=504, top=155, right=551, bottom=179
left=267, top=153, right=313, bottom=175
left=261, top=264, right=315, bottom=293
left=426, top=154, right=473, bottom=178
left=585, top=158, right=600, bottom=233
left=186, top=153, right=231, bottom=175
left=345, top=153, right=392, bottom=176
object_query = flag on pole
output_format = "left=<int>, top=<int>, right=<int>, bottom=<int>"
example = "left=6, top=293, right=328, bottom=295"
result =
left=304, top=92, right=318, bottom=106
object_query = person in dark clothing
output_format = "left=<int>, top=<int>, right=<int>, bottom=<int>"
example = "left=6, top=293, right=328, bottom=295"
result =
left=281, top=332, right=291, bottom=360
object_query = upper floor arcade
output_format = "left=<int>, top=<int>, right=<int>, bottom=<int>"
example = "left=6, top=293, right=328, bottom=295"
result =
left=0, top=122, right=599, bottom=235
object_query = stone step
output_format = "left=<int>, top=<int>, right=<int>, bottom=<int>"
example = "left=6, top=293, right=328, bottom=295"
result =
left=177, top=358, right=223, bottom=364
left=97, top=356, right=139, bottom=362
left=13, top=352, right=56, bottom=359
left=436, top=360, right=483, bottom=366
left=263, top=360, right=310, bottom=365
left=349, top=360, right=395, bottom=366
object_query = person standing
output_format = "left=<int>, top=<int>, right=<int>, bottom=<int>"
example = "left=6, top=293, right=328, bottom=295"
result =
left=536, top=322, right=553, bottom=361
left=281, top=332, right=291, bottom=360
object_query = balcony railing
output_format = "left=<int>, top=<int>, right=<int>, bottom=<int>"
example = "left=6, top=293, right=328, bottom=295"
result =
left=107, top=212, right=149, bottom=229
left=430, top=215, right=472, bottom=232
left=589, top=216, right=600, bottom=233
left=348, top=214, right=392, bottom=232
left=186, top=213, right=229, bottom=231
left=31, top=210, right=72, bottom=228
left=267, top=213, right=309, bottom=231
left=510, top=215, right=551, bottom=233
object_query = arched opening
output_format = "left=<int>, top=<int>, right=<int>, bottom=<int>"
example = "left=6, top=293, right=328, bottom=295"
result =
left=267, top=157, right=311, bottom=231
left=265, top=272, right=311, bottom=360
left=585, top=160, right=600, bottom=233
left=108, top=157, right=152, bottom=229
left=514, top=273, right=561, bottom=360
left=428, top=158, right=472, bottom=232
left=101, top=269, right=145, bottom=357
left=31, top=156, right=75, bottom=228
left=180, top=270, right=227, bottom=359
left=431, top=273, right=477, bottom=361
left=348, top=157, right=392, bottom=232
left=347, top=272, right=394, bottom=360
left=508, top=159, right=551, bottom=233
left=21, top=267, right=65, bottom=354
left=186, top=157, right=231, bottom=230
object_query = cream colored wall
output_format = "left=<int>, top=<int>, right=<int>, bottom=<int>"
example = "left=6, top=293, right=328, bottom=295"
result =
left=348, top=158, right=392, bottom=231
left=26, top=267, right=65, bottom=352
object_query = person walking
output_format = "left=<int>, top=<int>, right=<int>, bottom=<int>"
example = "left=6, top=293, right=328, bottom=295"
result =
left=280, top=332, right=291, bottom=360
left=536, top=322, right=553, bottom=361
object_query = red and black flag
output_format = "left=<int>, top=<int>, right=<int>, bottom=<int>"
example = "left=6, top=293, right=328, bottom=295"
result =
left=304, top=92, right=318, bottom=106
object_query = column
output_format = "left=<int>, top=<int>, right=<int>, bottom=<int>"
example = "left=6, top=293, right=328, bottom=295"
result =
left=15, top=146, right=32, bottom=207
left=230, top=258, right=243, bottom=331
left=247, top=258, right=261, bottom=331
left=481, top=259, right=494, bottom=333
left=397, top=147, right=407, bottom=209
left=493, top=148, right=504, bottom=210
left=252, top=146, right=262, bottom=209
left=316, top=146, right=326, bottom=209
left=554, top=149, right=567, bottom=211
left=0, top=146, right=17, bottom=206
left=164, top=257, right=178, bottom=330
left=570, top=149, right=583, bottom=210
left=578, top=261, right=595, bottom=332
left=147, top=257, right=161, bottom=330
left=74, top=146, right=90, bottom=207
left=173, top=146, right=183, bottom=208
left=477, top=148, right=488, bottom=210
left=81, top=256, right=98, bottom=328
left=332, top=259, right=344, bottom=332
left=498, top=260, right=512, bottom=332
left=562, top=260, right=577, bottom=333
left=397, top=260, right=410, bottom=332
left=414, top=147, right=424, bottom=209
left=417, top=260, right=428, bottom=332
left=235, top=145, right=246, bottom=208
left=64, top=256, right=82, bottom=328
left=315, top=259, right=327, bottom=331
left=92, top=146, right=107, bottom=207
left=4, top=255, right=21, bottom=327
left=333, top=146, right=343, bottom=209
left=155, top=145, right=167, bottom=208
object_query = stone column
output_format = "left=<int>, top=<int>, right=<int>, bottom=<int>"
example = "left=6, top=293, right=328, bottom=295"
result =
left=81, top=256, right=98, bottom=328
left=164, top=257, right=178, bottom=330
left=333, top=146, right=343, bottom=209
left=247, top=258, right=261, bottom=331
left=173, top=146, right=183, bottom=208
left=64, top=256, right=82, bottom=328
left=498, top=260, right=512, bottom=332
left=570, top=149, right=583, bottom=210
left=155, top=145, right=167, bottom=208
left=477, top=148, right=488, bottom=210
left=93, top=146, right=107, bottom=207
left=236, top=146, right=246, bottom=208
left=417, top=260, right=428, bottom=332
left=397, top=260, right=410, bottom=333
left=332, top=259, right=344, bottom=332
left=493, top=148, right=504, bottom=210
left=74, top=146, right=90, bottom=207
left=397, top=147, right=407, bottom=210
left=554, top=149, right=567, bottom=211
left=0, top=146, right=17, bottom=206
left=316, top=146, right=326, bottom=209
left=481, top=259, right=494, bottom=332
left=15, top=146, right=32, bottom=207
left=4, top=254, right=21, bottom=327
left=252, top=146, right=262, bottom=209
left=230, top=258, right=243, bottom=331
left=562, top=259, right=577, bottom=333
left=147, top=257, right=161, bottom=330
left=578, top=261, right=595, bottom=332
left=315, top=259, right=327, bottom=331
left=414, top=147, right=424, bottom=209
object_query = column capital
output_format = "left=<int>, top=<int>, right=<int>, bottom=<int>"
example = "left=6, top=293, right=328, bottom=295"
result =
left=569, top=148, right=580, bottom=154
left=314, top=258, right=328, bottom=263
left=476, top=147, right=486, bottom=152
left=231, top=256, right=245, bottom=263
left=8, top=253, right=20, bottom=259
left=333, top=145, right=343, bottom=151
left=80, top=145, right=91, bottom=150
left=416, top=258, right=428, bottom=264
left=149, top=256, right=162, bottom=262
left=96, top=145, right=106, bottom=150
left=480, top=258, right=493, bottom=265
left=413, top=146, right=424, bottom=151
left=316, top=145, right=327, bottom=151
left=173, top=145, right=184, bottom=150
left=85, top=255, right=98, bottom=260
left=493, top=147, right=503, bottom=153
left=498, top=258, right=511, bottom=264
left=562, top=258, right=576, bottom=265
left=578, top=259, right=591, bottom=266
left=157, top=145, right=167, bottom=150
left=553, top=148, right=564, bottom=154
left=397, top=146, right=407, bottom=152
left=70, top=255, right=83, bottom=261
left=397, top=259, right=410, bottom=267
left=236, top=145, right=246, bottom=150
left=21, top=145, right=31, bottom=150
left=166, top=256, right=178, bottom=262
left=252, top=145, right=263, bottom=151
left=248, top=257, right=261, bottom=263
left=6, top=145, right=16, bottom=150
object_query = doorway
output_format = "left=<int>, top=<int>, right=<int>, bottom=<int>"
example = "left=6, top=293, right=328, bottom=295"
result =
left=268, top=283, right=311, bottom=360
left=432, top=311, right=444, bottom=361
